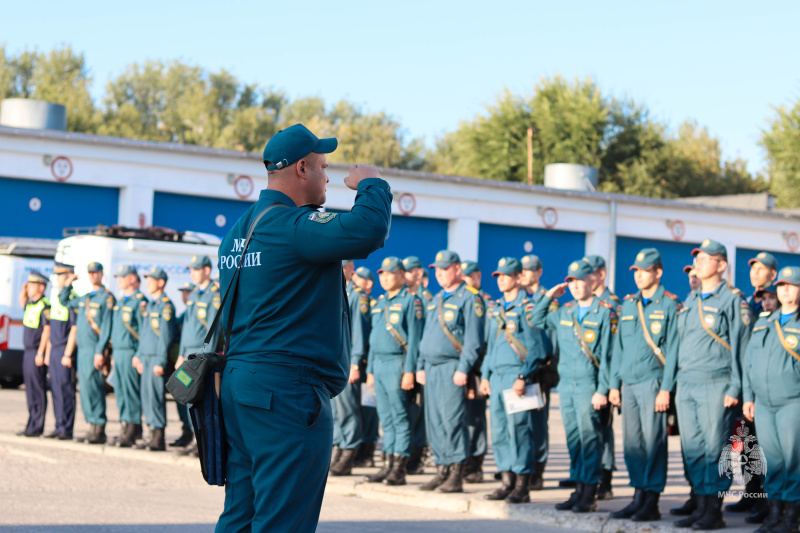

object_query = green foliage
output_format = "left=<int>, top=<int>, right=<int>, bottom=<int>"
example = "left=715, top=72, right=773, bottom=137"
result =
left=762, top=100, right=800, bottom=207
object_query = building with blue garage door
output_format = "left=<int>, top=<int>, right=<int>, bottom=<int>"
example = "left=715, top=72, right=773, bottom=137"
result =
left=734, top=247, right=800, bottom=296
left=153, top=191, right=253, bottom=238
left=614, top=236, right=700, bottom=300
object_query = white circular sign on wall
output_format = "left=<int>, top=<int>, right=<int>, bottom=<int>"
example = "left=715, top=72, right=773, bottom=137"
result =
left=215, top=214, right=227, bottom=228
left=50, top=156, right=73, bottom=182
left=524, top=241, right=534, bottom=253
left=670, top=220, right=686, bottom=241
left=398, top=193, right=416, bottom=215
left=233, top=175, right=254, bottom=199
left=541, top=207, right=558, bottom=229
left=787, top=232, right=799, bottom=252
left=29, top=197, right=42, bottom=211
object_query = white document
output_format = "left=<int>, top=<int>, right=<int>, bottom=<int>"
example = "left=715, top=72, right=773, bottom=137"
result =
left=361, top=384, right=376, bottom=407
left=503, top=383, right=545, bottom=414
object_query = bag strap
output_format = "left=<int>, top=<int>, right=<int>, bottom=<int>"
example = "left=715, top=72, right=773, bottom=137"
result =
left=384, top=302, right=408, bottom=353
left=200, top=202, right=286, bottom=354
left=573, top=318, right=600, bottom=368
left=697, top=298, right=732, bottom=351
left=498, top=306, right=528, bottom=363
left=85, top=295, right=101, bottom=336
left=773, top=321, right=800, bottom=364
left=636, top=299, right=665, bottom=367
left=437, top=298, right=463, bottom=354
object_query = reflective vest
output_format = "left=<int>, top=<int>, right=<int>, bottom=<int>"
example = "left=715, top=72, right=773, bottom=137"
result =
left=23, top=297, right=50, bottom=329
left=50, top=287, right=72, bottom=321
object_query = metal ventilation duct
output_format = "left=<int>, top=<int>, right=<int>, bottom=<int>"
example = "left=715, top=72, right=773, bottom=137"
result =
left=544, top=163, right=599, bottom=192
left=0, top=98, right=67, bottom=131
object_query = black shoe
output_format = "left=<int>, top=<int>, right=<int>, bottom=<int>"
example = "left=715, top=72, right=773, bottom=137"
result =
left=675, top=493, right=707, bottom=528
left=146, top=428, right=166, bottom=451
left=438, top=463, right=464, bottom=493
left=383, top=454, right=409, bottom=486
left=75, top=425, right=95, bottom=443
left=44, top=431, right=61, bottom=439
left=353, top=442, right=376, bottom=468
left=529, top=462, right=546, bottom=491
left=493, top=471, right=502, bottom=481
left=406, top=446, right=427, bottom=475
left=169, top=425, right=194, bottom=448
left=610, top=487, right=645, bottom=519
left=725, top=476, right=761, bottom=513
left=556, top=483, right=584, bottom=511
left=505, top=474, right=531, bottom=504
left=597, top=469, right=614, bottom=500
left=107, top=422, right=127, bottom=446
left=57, top=433, right=73, bottom=440
left=365, top=453, right=393, bottom=483
left=330, top=445, right=342, bottom=467
left=177, top=442, right=198, bottom=457
left=746, top=499, right=771, bottom=524
left=691, top=493, right=725, bottom=530
left=771, top=501, right=799, bottom=533
left=420, top=464, right=450, bottom=491
left=632, top=491, right=661, bottom=522
left=17, top=429, right=42, bottom=437
left=117, top=423, right=140, bottom=448
left=87, top=425, right=107, bottom=445
left=572, top=483, right=598, bottom=513
left=463, top=455, right=484, bottom=484
left=671, top=489, right=698, bottom=516
left=330, top=448, right=357, bottom=476
left=753, top=500, right=783, bottom=533
left=559, top=478, right=577, bottom=488
left=484, top=472, right=516, bottom=500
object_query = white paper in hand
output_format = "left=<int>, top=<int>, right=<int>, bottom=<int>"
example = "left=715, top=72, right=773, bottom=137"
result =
left=503, top=383, right=545, bottom=415
left=361, top=384, right=376, bottom=407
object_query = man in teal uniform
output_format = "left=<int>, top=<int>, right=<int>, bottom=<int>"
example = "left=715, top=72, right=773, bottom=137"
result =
left=106, top=265, right=147, bottom=447
left=530, top=259, right=615, bottom=513
left=352, top=264, right=380, bottom=468
left=460, top=259, right=490, bottom=484
left=132, top=268, right=175, bottom=452
left=479, top=257, right=548, bottom=504
left=354, top=266, right=375, bottom=296
left=746, top=252, right=778, bottom=315
left=18, top=271, right=51, bottom=437
left=363, top=257, right=423, bottom=485
left=215, top=124, right=392, bottom=532
left=672, top=239, right=752, bottom=530
left=60, top=262, right=115, bottom=444
left=417, top=250, right=486, bottom=494
left=607, top=248, right=681, bottom=521
left=46, top=263, right=78, bottom=440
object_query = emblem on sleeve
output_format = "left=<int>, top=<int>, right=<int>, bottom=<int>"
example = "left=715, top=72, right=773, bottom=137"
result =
left=742, top=312, right=751, bottom=326
left=308, top=212, right=338, bottom=223
left=475, top=300, right=485, bottom=318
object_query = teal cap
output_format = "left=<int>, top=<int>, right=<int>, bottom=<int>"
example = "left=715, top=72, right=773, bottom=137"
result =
left=461, top=260, right=480, bottom=276
left=755, top=283, right=777, bottom=296
left=262, top=124, right=338, bottom=171
left=630, top=248, right=663, bottom=271
left=683, top=264, right=695, bottom=274
left=692, top=239, right=727, bottom=259
left=565, top=259, right=595, bottom=281
left=378, top=257, right=404, bottom=273
left=748, top=251, right=778, bottom=270
left=429, top=250, right=461, bottom=269
left=492, top=257, right=521, bottom=277
left=178, top=282, right=195, bottom=292
left=144, top=267, right=168, bottom=281
left=402, top=256, right=424, bottom=270
left=27, top=270, right=48, bottom=285
left=355, top=266, right=374, bottom=282
left=776, top=266, right=800, bottom=286
left=87, top=262, right=103, bottom=273
left=583, top=255, right=606, bottom=271
left=114, top=264, right=137, bottom=277
left=188, top=255, right=213, bottom=269
left=53, top=262, right=74, bottom=275
left=521, top=255, right=543, bottom=271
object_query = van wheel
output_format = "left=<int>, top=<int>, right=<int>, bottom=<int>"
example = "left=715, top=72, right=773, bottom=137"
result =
left=0, top=376, right=23, bottom=389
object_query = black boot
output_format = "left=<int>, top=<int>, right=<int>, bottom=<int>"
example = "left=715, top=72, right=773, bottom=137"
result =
left=365, top=453, right=393, bottom=483
left=597, top=469, right=614, bottom=500
left=420, top=464, right=450, bottom=491
left=632, top=491, right=661, bottom=522
left=353, top=442, right=376, bottom=468
left=87, top=424, right=107, bottom=445
left=555, top=483, right=583, bottom=511
left=675, top=493, right=707, bottom=528
left=505, top=474, right=531, bottom=504
left=573, top=483, right=598, bottom=513
left=438, top=463, right=464, bottom=493
left=75, top=424, right=96, bottom=443
left=753, top=500, right=783, bottom=533
left=177, top=442, right=198, bottom=457
left=406, top=446, right=426, bottom=475
left=107, top=422, right=127, bottom=446
left=671, top=489, right=698, bottom=516
left=610, top=487, right=645, bottom=519
left=117, top=422, right=138, bottom=448
left=484, top=472, right=516, bottom=500
left=771, top=501, right=799, bottom=533
left=463, top=455, right=484, bottom=484
left=383, top=454, right=409, bottom=486
left=330, top=448, right=357, bottom=476
left=146, top=428, right=166, bottom=451
left=725, top=476, right=761, bottom=512
left=689, top=493, right=725, bottom=530
left=135, top=427, right=152, bottom=449
left=559, top=478, right=577, bottom=488
left=530, top=462, right=546, bottom=491
left=330, top=446, right=342, bottom=467
left=169, top=425, right=194, bottom=448
left=746, top=499, right=771, bottom=524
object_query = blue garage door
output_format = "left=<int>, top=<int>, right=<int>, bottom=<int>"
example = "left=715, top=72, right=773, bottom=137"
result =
left=153, top=192, right=253, bottom=238
left=0, top=177, right=119, bottom=239
left=614, top=237, right=699, bottom=300
left=478, top=223, right=585, bottom=300
left=735, top=247, right=800, bottom=294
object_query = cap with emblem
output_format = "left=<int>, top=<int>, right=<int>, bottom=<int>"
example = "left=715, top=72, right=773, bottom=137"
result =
left=583, top=255, right=606, bottom=271
left=144, top=267, right=168, bottom=281
left=429, top=250, right=461, bottom=269
left=178, top=282, right=195, bottom=292
left=521, top=255, right=543, bottom=271
left=748, top=251, right=778, bottom=270
left=114, top=264, right=137, bottom=277
left=378, top=257, right=404, bottom=274
left=53, top=262, right=74, bottom=275
left=27, top=270, right=48, bottom=285
left=87, top=262, right=104, bottom=273
left=188, top=255, right=213, bottom=269
left=355, top=266, right=374, bottom=282
left=755, top=283, right=777, bottom=297
left=262, top=123, right=338, bottom=171
left=630, top=248, right=663, bottom=271
left=403, top=256, right=424, bottom=270
left=683, top=265, right=695, bottom=274
left=492, top=257, right=522, bottom=277
left=565, top=259, right=595, bottom=281
left=692, top=239, right=727, bottom=259
left=776, top=266, right=800, bottom=286
left=461, top=261, right=480, bottom=276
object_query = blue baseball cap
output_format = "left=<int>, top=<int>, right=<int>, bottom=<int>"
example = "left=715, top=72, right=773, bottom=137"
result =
left=565, top=260, right=595, bottom=281
left=692, top=239, right=727, bottom=259
left=144, top=267, right=168, bottom=281
left=430, top=250, right=461, bottom=269
left=178, top=282, right=195, bottom=292
left=403, top=256, right=424, bottom=270
left=87, top=262, right=104, bottom=273
left=521, top=255, right=543, bottom=271
left=355, top=266, right=374, bottom=282
left=378, top=257, right=404, bottom=273
left=492, top=257, right=522, bottom=277
left=748, top=252, right=778, bottom=271
left=630, top=248, right=663, bottom=271
left=776, top=266, right=800, bottom=286
left=461, top=260, right=480, bottom=276
left=263, top=124, right=338, bottom=171
left=583, top=255, right=606, bottom=271
left=114, top=264, right=137, bottom=277
left=188, top=255, right=213, bottom=269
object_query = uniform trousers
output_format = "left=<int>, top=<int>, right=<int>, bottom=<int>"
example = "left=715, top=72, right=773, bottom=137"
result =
left=22, top=347, right=47, bottom=434
left=424, top=359, right=468, bottom=465
left=374, top=356, right=411, bottom=456
left=139, top=354, right=166, bottom=429
left=489, top=373, right=535, bottom=474
left=754, top=398, right=800, bottom=503
left=49, top=342, right=76, bottom=435
left=560, top=380, right=603, bottom=484
left=621, top=378, right=668, bottom=492
left=76, top=347, right=107, bottom=425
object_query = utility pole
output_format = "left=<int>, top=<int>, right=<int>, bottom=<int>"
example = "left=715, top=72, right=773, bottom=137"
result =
left=527, top=126, right=534, bottom=185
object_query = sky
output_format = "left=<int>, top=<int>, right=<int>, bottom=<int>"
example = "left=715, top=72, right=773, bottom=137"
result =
left=2, top=1, right=799, bottom=173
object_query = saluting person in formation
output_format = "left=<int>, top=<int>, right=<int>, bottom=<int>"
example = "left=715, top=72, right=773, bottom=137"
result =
left=46, top=263, right=78, bottom=440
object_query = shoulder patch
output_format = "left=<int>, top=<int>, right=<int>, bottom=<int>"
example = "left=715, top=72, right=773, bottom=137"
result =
left=664, top=290, right=679, bottom=300
left=624, top=294, right=636, bottom=300
left=210, top=283, right=219, bottom=292
left=549, top=300, right=560, bottom=311
left=598, top=300, right=613, bottom=309
left=760, top=311, right=771, bottom=317
left=307, top=212, right=338, bottom=223
left=465, top=285, right=479, bottom=295
left=43, top=309, right=51, bottom=320
left=162, top=296, right=169, bottom=302
left=728, top=285, right=745, bottom=297
left=359, top=294, right=369, bottom=314
left=106, top=295, right=115, bottom=310
left=609, top=294, right=621, bottom=302
left=475, top=298, right=485, bottom=318
left=163, top=304, right=173, bottom=321
left=136, top=293, right=144, bottom=299
left=414, top=298, right=424, bottom=320
left=564, top=302, right=574, bottom=307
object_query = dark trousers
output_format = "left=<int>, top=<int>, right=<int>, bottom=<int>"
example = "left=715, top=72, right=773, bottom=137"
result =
left=22, top=348, right=47, bottom=434
left=49, top=343, right=76, bottom=435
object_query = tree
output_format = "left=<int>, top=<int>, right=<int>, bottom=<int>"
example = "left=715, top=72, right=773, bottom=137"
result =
left=762, top=99, right=800, bottom=208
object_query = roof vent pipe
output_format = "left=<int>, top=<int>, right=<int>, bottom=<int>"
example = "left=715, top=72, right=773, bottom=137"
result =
left=0, top=98, right=67, bottom=131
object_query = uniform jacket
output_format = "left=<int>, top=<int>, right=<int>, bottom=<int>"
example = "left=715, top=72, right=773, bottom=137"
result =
left=136, top=294, right=176, bottom=367
left=60, top=286, right=115, bottom=355
left=743, top=310, right=800, bottom=405
left=481, top=290, right=547, bottom=379
left=179, top=281, right=221, bottom=353
left=107, top=290, right=147, bottom=352
left=367, top=286, right=423, bottom=374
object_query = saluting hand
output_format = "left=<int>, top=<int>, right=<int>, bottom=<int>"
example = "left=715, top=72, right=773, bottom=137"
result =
left=608, top=389, right=621, bottom=407
left=344, top=164, right=381, bottom=191
left=743, top=402, right=755, bottom=422
left=401, top=372, right=415, bottom=391
left=65, top=273, right=78, bottom=286
left=546, top=283, right=568, bottom=300
left=591, top=392, right=608, bottom=410
left=655, top=390, right=670, bottom=412
left=453, top=371, right=467, bottom=387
